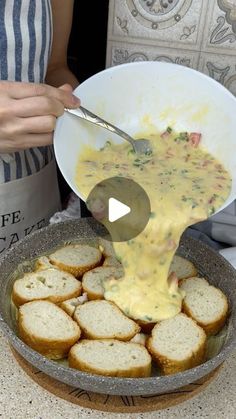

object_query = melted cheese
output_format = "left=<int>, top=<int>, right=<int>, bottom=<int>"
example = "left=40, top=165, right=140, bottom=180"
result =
left=76, top=131, right=231, bottom=322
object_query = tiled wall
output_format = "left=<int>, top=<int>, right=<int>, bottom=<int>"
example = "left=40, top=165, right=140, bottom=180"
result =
left=106, top=0, right=236, bottom=95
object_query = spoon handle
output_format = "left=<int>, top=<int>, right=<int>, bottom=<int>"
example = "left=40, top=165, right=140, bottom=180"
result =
left=67, top=106, right=136, bottom=150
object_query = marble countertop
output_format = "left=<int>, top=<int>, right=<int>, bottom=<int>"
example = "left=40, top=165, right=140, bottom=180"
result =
left=0, top=330, right=236, bottom=419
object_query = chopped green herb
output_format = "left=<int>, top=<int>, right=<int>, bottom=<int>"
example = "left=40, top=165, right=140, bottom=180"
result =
left=167, top=126, right=172, bottom=134
left=150, top=212, right=156, bottom=219
left=145, top=149, right=153, bottom=156
left=174, top=132, right=189, bottom=142
left=100, top=140, right=111, bottom=151
left=144, top=315, right=153, bottom=322
left=209, top=206, right=215, bottom=216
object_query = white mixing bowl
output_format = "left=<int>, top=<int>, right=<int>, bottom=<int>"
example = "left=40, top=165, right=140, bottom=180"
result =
left=54, top=61, right=236, bottom=214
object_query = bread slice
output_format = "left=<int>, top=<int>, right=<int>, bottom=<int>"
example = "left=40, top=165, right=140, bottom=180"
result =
left=68, top=339, right=152, bottom=377
left=169, top=255, right=197, bottom=279
left=12, top=268, right=82, bottom=307
left=103, top=256, right=123, bottom=269
left=19, top=300, right=81, bottom=359
left=180, top=278, right=228, bottom=335
left=179, top=276, right=209, bottom=293
left=49, top=245, right=102, bottom=278
left=35, top=256, right=55, bottom=271
left=59, top=293, right=88, bottom=317
left=130, top=333, right=147, bottom=346
left=74, top=300, right=140, bottom=340
left=98, top=238, right=116, bottom=258
left=147, top=313, right=206, bottom=375
left=82, top=266, right=123, bottom=300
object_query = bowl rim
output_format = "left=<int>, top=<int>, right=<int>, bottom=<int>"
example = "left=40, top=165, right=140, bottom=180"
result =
left=0, top=219, right=236, bottom=395
left=73, top=61, right=236, bottom=106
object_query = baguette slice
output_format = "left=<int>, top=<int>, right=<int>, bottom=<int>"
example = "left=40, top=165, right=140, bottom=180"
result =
left=82, top=266, right=123, bottom=300
left=19, top=300, right=81, bottom=359
left=169, top=255, right=197, bottom=279
left=69, top=339, right=152, bottom=377
left=74, top=300, right=140, bottom=340
left=12, top=268, right=82, bottom=307
left=147, top=313, right=206, bottom=375
left=59, top=293, right=88, bottom=317
left=130, top=333, right=147, bottom=346
left=35, top=256, right=55, bottom=271
left=98, top=238, right=116, bottom=258
left=179, top=276, right=209, bottom=293
left=103, top=256, right=123, bottom=269
left=180, top=278, right=228, bottom=335
left=49, top=245, right=102, bottom=278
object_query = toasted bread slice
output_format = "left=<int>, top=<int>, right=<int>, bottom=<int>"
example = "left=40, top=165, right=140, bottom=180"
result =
left=103, top=256, right=123, bottom=269
left=69, top=339, right=151, bottom=377
left=147, top=313, right=206, bottom=375
left=130, top=333, right=147, bottom=346
left=179, top=276, right=209, bottom=292
left=180, top=278, right=228, bottom=335
left=82, top=266, right=123, bottom=300
left=19, top=300, right=81, bottom=359
left=74, top=300, right=140, bottom=340
left=12, top=268, right=82, bottom=307
left=169, top=255, right=197, bottom=279
left=35, top=256, right=55, bottom=271
left=98, top=238, right=116, bottom=258
left=49, top=245, right=102, bottom=278
left=59, top=293, right=88, bottom=317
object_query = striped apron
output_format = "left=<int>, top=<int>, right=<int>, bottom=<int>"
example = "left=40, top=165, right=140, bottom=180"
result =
left=0, top=0, right=61, bottom=255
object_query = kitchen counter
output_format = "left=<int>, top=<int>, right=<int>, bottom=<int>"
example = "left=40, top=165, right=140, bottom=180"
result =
left=0, top=330, right=236, bottom=419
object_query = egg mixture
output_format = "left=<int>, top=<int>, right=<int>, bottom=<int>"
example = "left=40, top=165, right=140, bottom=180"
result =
left=76, top=129, right=231, bottom=322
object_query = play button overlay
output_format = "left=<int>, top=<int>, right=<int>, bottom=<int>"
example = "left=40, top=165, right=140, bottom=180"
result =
left=86, top=176, right=151, bottom=242
left=108, top=198, right=131, bottom=222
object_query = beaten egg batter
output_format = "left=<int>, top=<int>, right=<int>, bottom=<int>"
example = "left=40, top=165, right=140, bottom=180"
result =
left=76, top=130, right=231, bottom=322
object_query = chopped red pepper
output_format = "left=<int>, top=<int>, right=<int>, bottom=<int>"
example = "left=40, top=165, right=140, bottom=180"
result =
left=189, top=132, right=201, bottom=147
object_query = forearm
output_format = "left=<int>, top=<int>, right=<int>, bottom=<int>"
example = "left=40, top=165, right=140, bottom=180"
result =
left=46, top=66, right=79, bottom=90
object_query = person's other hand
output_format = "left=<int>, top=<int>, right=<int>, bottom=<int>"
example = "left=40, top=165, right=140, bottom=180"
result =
left=0, top=81, right=80, bottom=153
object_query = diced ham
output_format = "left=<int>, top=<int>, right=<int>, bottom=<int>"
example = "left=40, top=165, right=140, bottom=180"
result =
left=202, top=159, right=211, bottom=167
left=168, top=272, right=178, bottom=291
left=189, top=132, right=201, bottom=147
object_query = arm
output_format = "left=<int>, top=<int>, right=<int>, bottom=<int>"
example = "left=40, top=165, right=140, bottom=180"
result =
left=46, top=0, right=79, bottom=89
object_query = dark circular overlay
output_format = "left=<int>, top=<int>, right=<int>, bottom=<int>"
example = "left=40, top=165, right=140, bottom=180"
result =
left=86, top=177, right=151, bottom=242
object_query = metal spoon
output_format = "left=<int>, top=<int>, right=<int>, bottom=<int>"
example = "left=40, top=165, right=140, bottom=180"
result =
left=66, top=106, right=152, bottom=155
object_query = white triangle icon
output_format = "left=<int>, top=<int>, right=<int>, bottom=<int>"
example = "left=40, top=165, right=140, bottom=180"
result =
left=108, top=198, right=131, bottom=223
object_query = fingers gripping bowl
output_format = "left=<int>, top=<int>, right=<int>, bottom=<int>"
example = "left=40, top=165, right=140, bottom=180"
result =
left=0, top=219, right=236, bottom=396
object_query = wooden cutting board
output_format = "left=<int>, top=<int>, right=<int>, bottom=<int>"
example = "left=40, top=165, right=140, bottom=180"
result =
left=12, top=348, right=222, bottom=413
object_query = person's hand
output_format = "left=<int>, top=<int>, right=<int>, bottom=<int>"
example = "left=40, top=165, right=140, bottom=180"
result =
left=0, top=81, right=80, bottom=153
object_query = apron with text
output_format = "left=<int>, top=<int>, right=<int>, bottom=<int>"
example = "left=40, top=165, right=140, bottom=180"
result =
left=0, top=160, right=61, bottom=255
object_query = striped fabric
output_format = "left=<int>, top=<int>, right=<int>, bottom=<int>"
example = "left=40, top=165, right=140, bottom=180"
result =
left=0, top=0, right=54, bottom=183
